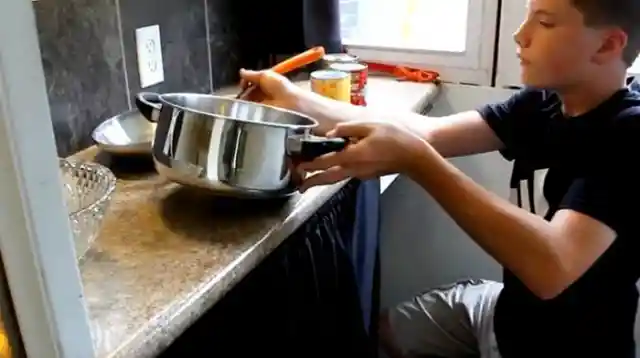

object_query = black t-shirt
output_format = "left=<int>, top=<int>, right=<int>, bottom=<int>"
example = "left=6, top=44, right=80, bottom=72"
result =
left=478, top=87, right=640, bottom=357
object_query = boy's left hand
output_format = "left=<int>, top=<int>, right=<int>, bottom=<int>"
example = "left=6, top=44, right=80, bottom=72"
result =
left=297, top=121, right=429, bottom=192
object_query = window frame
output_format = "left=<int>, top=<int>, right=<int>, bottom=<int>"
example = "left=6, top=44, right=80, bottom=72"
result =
left=342, top=0, right=500, bottom=86
left=494, top=0, right=526, bottom=88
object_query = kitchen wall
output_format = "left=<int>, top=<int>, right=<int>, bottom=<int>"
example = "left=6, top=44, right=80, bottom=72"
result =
left=379, top=84, right=514, bottom=308
left=32, top=0, right=243, bottom=157
left=379, top=83, right=640, bottom=354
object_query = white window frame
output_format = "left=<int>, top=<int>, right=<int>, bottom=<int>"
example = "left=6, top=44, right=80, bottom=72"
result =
left=0, top=0, right=95, bottom=357
left=344, top=0, right=500, bottom=86
left=495, top=0, right=526, bottom=88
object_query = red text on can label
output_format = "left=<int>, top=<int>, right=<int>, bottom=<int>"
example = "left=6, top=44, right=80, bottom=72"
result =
left=329, top=62, right=368, bottom=93
left=351, top=93, right=367, bottom=106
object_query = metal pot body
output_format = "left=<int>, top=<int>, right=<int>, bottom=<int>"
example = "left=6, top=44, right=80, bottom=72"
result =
left=135, top=93, right=344, bottom=198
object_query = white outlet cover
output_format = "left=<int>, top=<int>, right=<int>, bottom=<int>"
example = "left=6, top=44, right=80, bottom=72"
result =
left=135, top=25, right=164, bottom=88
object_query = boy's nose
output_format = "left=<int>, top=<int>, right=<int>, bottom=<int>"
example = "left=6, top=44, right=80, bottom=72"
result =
left=513, top=22, right=530, bottom=48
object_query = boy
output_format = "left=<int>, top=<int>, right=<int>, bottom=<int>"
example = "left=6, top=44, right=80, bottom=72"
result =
left=240, top=0, right=640, bottom=356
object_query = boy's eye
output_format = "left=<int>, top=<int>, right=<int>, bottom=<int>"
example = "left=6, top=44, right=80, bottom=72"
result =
left=539, top=21, right=554, bottom=28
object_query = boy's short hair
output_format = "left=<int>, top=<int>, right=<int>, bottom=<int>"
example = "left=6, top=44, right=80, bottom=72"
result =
left=572, top=0, right=640, bottom=66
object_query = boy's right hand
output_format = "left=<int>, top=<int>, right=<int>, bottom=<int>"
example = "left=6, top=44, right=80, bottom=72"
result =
left=238, top=69, right=303, bottom=111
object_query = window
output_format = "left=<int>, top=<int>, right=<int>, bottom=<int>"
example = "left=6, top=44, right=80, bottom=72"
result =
left=339, top=0, right=500, bottom=85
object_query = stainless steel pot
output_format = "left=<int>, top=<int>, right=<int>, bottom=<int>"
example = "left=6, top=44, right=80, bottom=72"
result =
left=135, top=92, right=347, bottom=198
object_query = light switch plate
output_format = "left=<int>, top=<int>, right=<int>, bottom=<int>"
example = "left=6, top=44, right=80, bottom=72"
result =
left=135, top=25, right=164, bottom=88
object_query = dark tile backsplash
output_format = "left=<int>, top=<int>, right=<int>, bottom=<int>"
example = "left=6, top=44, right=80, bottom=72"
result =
left=206, top=0, right=243, bottom=88
left=33, top=0, right=242, bottom=157
left=119, top=0, right=210, bottom=99
left=33, top=0, right=128, bottom=157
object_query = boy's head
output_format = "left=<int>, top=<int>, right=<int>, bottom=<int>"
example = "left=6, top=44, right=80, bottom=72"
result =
left=515, top=0, right=640, bottom=89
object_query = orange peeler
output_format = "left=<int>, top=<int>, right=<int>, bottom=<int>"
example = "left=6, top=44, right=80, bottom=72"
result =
left=363, top=61, right=440, bottom=83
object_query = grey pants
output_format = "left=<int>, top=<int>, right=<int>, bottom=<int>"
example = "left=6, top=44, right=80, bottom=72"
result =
left=386, top=279, right=503, bottom=358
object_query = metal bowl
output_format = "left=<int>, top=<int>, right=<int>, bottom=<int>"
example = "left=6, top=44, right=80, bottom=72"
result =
left=91, top=109, right=157, bottom=155
left=59, top=158, right=117, bottom=260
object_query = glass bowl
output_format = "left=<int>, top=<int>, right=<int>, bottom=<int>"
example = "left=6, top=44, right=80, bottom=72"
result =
left=59, top=158, right=116, bottom=260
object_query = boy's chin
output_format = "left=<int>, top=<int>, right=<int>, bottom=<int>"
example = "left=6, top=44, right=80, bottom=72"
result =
left=520, top=73, right=550, bottom=89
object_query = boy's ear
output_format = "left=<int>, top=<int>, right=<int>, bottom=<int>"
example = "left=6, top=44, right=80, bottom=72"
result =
left=593, top=28, right=628, bottom=65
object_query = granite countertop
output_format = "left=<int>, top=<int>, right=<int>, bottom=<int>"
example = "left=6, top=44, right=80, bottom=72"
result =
left=75, top=76, right=440, bottom=358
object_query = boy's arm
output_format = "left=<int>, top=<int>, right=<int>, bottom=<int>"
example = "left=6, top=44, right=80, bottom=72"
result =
left=294, top=90, right=504, bottom=158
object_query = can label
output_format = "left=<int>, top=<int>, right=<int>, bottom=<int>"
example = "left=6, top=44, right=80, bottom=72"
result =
left=310, top=70, right=351, bottom=103
left=328, top=62, right=368, bottom=106
left=351, top=92, right=367, bottom=106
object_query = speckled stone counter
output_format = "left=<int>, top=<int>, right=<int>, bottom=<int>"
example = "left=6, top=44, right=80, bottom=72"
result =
left=73, top=76, right=439, bottom=358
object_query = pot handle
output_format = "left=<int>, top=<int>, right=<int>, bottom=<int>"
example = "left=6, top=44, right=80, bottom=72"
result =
left=134, top=92, right=162, bottom=122
left=289, top=135, right=348, bottom=162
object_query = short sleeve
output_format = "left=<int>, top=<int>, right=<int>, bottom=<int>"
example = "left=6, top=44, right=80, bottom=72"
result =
left=558, top=177, right=622, bottom=232
left=559, top=107, right=640, bottom=233
left=477, top=88, right=547, bottom=161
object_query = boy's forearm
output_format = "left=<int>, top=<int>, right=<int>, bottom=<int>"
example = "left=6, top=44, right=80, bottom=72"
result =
left=292, top=89, right=432, bottom=136
left=292, top=90, right=502, bottom=158
left=407, top=143, right=571, bottom=299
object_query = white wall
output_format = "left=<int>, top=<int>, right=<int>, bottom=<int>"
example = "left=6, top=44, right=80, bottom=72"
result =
left=379, top=83, right=515, bottom=307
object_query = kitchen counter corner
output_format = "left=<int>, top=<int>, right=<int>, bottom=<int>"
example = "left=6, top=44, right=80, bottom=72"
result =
left=77, top=76, right=439, bottom=358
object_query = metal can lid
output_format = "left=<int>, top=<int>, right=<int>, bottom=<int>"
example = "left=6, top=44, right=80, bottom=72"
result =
left=329, top=62, right=368, bottom=72
left=310, top=70, right=350, bottom=80
left=323, top=53, right=358, bottom=63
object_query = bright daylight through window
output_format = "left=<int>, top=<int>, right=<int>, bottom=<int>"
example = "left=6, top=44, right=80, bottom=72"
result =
left=338, top=0, right=497, bottom=86
left=340, top=0, right=469, bottom=53
left=630, top=56, right=640, bottom=75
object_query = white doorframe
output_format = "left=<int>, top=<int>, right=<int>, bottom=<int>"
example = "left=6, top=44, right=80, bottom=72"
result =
left=0, top=0, right=94, bottom=357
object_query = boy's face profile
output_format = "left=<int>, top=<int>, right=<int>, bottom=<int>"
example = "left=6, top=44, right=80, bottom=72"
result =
left=514, top=0, right=628, bottom=89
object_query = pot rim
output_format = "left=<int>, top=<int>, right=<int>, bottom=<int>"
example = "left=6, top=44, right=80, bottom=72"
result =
left=158, top=93, right=319, bottom=130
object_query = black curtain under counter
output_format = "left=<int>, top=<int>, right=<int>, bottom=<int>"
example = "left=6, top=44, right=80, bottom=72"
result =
left=159, top=179, right=380, bottom=358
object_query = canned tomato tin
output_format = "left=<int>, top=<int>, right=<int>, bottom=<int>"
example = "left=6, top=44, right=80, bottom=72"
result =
left=310, top=70, right=351, bottom=102
left=351, top=92, right=367, bottom=106
left=329, top=62, right=368, bottom=106
left=322, top=53, right=359, bottom=68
